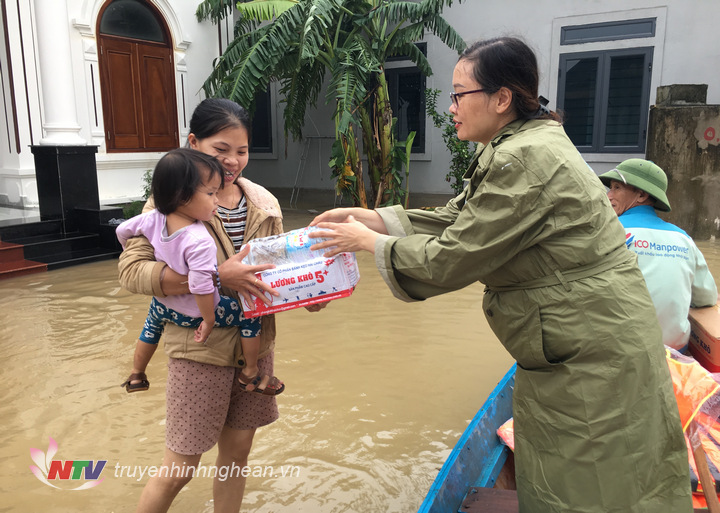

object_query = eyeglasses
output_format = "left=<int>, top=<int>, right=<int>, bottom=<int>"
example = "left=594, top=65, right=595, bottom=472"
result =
left=450, top=88, right=486, bottom=107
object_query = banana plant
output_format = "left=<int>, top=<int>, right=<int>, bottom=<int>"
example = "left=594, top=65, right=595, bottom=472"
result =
left=197, top=0, right=466, bottom=207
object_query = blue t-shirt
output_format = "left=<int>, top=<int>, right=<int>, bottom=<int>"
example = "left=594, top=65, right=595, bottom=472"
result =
left=618, top=205, right=717, bottom=349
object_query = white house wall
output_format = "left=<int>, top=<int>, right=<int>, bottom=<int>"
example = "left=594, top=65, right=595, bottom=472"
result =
left=1, top=0, right=719, bottom=207
left=431, top=0, right=719, bottom=183
left=0, top=0, right=43, bottom=207
left=69, top=0, right=224, bottom=204
left=0, top=0, right=229, bottom=207
left=245, top=0, right=720, bottom=197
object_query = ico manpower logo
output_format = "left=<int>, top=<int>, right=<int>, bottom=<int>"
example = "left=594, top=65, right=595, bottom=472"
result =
left=625, top=232, right=636, bottom=249
left=30, top=437, right=106, bottom=490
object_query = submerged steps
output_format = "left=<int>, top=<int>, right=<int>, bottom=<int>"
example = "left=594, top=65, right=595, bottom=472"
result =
left=0, top=240, right=47, bottom=279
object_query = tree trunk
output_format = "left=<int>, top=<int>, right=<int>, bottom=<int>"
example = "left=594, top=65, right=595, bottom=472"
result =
left=373, top=71, right=397, bottom=208
left=359, top=107, right=380, bottom=205
left=341, top=127, right=367, bottom=208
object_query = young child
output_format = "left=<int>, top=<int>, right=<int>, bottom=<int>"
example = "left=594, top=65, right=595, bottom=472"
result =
left=117, top=148, right=283, bottom=396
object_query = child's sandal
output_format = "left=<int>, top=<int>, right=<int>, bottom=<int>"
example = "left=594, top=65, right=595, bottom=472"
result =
left=121, top=372, right=150, bottom=393
left=238, top=372, right=284, bottom=396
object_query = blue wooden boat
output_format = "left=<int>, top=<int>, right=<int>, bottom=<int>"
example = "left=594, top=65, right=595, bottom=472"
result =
left=417, top=363, right=517, bottom=513
left=418, top=351, right=719, bottom=513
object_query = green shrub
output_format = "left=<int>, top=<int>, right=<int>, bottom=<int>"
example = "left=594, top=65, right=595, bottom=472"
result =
left=425, top=89, right=477, bottom=196
left=123, top=201, right=145, bottom=219
left=142, top=169, right=153, bottom=200
left=122, top=169, right=153, bottom=219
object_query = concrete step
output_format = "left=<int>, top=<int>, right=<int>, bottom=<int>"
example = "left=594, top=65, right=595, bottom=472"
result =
left=0, top=258, right=47, bottom=280
left=0, top=240, right=26, bottom=262
left=0, top=240, right=48, bottom=280
left=41, top=246, right=120, bottom=270
left=0, top=230, right=119, bottom=272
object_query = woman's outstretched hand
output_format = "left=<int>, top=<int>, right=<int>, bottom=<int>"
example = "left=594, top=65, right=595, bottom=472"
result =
left=218, top=245, right=279, bottom=306
left=310, top=207, right=388, bottom=234
left=309, top=215, right=379, bottom=257
left=309, top=208, right=358, bottom=226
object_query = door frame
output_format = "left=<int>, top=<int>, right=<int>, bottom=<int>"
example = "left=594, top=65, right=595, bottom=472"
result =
left=96, top=0, right=178, bottom=152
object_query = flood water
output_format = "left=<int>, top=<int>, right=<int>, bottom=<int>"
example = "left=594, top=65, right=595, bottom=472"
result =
left=1, top=209, right=719, bottom=513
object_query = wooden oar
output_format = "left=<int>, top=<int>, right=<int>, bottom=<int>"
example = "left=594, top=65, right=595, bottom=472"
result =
left=689, top=420, right=720, bottom=513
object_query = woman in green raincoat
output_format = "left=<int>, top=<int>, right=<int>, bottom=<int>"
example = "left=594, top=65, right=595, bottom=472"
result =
left=310, top=37, right=692, bottom=512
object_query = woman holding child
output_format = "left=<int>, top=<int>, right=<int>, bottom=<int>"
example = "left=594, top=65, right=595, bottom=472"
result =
left=118, top=98, right=287, bottom=513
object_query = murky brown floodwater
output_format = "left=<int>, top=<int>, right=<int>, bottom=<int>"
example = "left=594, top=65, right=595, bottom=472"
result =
left=1, top=210, right=719, bottom=513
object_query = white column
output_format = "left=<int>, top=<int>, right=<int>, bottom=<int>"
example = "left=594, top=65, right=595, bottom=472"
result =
left=33, top=0, right=85, bottom=145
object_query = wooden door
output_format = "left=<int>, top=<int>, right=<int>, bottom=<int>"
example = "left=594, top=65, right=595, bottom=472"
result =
left=97, top=0, right=178, bottom=153
left=99, top=36, right=178, bottom=151
left=100, top=37, right=142, bottom=150
left=137, top=43, right=177, bottom=150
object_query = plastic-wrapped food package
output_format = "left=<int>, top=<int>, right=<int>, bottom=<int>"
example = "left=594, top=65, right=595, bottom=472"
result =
left=239, top=226, right=360, bottom=318
left=242, top=226, right=332, bottom=266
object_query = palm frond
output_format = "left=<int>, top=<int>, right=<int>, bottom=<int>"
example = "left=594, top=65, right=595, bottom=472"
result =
left=387, top=41, right=432, bottom=76
left=280, top=60, right=327, bottom=139
left=370, top=1, right=465, bottom=60
left=419, top=0, right=466, bottom=17
left=196, top=0, right=236, bottom=23
left=386, top=21, right=425, bottom=52
left=298, top=0, right=341, bottom=60
left=423, top=14, right=466, bottom=53
left=233, top=16, right=260, bottom=39
left=200, top=0, right=469, bottom=206
left=236, top=0, right=299, bottom=21
left=204, top=8, right=306, bottom=107
left=327, top=37, right=381, bottom=134
left=202, top=33, right=254, bottom=97
left=372, top=1, right=420, bottom=22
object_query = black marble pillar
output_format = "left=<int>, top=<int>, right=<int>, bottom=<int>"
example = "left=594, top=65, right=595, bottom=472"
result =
left=31, top=145, right=99, bottom=233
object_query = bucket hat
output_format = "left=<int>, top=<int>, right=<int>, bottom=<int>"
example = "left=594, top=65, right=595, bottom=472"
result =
left=598, top=159, right=671, bottom=212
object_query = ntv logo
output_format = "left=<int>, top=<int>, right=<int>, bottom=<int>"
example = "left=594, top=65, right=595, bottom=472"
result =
left=30, top=437, right=106, bottom=490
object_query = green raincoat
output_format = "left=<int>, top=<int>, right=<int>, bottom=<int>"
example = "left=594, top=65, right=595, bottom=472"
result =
left=373, top=119, right=692, bottom=512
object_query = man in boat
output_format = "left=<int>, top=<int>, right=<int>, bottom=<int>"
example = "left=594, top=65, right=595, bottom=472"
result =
left=599, top=159, right=718, bottom=351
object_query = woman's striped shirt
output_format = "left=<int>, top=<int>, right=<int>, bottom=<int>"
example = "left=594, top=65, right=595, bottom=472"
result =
left=217, top=196, right=247, bottom=251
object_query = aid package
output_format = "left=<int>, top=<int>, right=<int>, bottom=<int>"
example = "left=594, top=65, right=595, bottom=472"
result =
left=239, top=226, right=360, bottom=317
left=689, top=302, right=720, bottom=371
